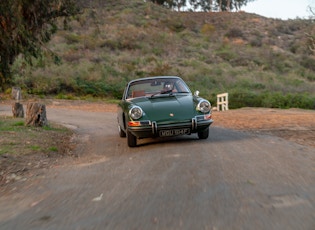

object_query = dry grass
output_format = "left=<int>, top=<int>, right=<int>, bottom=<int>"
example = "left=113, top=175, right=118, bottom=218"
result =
left=0, top=116, right=75, bottom=186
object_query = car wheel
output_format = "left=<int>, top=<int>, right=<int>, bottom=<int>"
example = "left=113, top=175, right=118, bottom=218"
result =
left=118, top=125, right=126, bottom=137
left=198, top=128, right=209, bottom=139
left=127, top=129, right=137, bottom=147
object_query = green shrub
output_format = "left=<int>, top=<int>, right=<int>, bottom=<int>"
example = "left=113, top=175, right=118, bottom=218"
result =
left=225, top=28, right=244, bottom=39
left=250, top=36, right=263, bottom=47
left=215, top=46, right=236, bottom=62
left=164, top=18, right=186, bottom=32
left=261, top=92, right=315, bottom=109
left=228, top=89, right=262, bottom=109
left=300, top=56, right=315, bottom=71
left=64, top=33, right=81, bottom=44
left=200, top=24, right=216, bottom=36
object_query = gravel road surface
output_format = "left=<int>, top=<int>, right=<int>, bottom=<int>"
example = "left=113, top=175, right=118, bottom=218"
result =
left=0, top=103, right=314, bottom=230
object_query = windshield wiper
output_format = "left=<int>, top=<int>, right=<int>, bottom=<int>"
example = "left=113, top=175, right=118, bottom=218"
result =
left=161, top=89, right=173, bottom=94
left=151, top=90, right=173, bottom=98
left=175, top=91, right=190, bottom=94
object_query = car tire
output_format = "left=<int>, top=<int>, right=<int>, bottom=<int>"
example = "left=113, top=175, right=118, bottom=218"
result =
left=118, top=125, right=126, bottom=137
left=127, top=130, right=137, bottom=147
left=198, top=128, right=209, bottom=139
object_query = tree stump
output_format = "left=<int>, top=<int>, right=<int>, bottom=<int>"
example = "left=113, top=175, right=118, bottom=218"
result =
left=11, top=87, right=22, bottom=101
left=25, top=103, right=48, bottom=127
left=12, top=102, right=24, bottom=118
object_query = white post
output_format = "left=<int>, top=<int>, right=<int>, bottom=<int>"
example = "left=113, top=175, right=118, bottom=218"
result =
left=217, top=93, right=229, bottom=111
left=12, top=87, right=22, bottom=101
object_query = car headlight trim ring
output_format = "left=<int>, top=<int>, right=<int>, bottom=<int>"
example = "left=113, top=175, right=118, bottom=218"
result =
left=129, top=106, right=143, bottom=120
left=197, top=100, right=211, bottom=113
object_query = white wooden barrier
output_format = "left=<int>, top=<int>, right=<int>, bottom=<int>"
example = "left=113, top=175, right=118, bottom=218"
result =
left=217, top=93, right=229, bottom=111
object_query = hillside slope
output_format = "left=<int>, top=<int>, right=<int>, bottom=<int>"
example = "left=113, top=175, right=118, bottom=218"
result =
left=11, top=0, right=315, bottom=108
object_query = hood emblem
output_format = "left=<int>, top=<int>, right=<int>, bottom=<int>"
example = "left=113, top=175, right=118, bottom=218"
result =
left=170, top=113, right=174, bottom=117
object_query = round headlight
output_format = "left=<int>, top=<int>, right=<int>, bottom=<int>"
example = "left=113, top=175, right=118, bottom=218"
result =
left=129, top=106, right=143, bottom=120
left=197, top=100, right=211, bottom=113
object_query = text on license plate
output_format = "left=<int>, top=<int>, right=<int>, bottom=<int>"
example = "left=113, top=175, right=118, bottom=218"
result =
left=159, top=128, right=190, bottom=137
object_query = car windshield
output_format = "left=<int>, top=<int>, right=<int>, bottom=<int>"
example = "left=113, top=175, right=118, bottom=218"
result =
left=126, top=77, right=191, bottom=99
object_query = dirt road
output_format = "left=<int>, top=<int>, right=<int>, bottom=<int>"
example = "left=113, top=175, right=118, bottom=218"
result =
left=0, top=101, right=315, bottom=229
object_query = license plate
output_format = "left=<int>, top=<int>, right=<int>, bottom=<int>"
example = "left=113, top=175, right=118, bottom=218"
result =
left=159, top=128, right=190, bottom=137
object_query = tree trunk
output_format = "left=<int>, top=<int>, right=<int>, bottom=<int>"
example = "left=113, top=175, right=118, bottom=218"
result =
left=25, top=103, right=48, bottom=127
left=209, top=0, right=213, bottom=11
left=12, top=102, right=24, bottom=118
left=227, top=0, right=230, bottom=11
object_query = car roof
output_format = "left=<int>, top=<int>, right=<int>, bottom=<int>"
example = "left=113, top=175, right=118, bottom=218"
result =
left=128, top=76, right=182, bottom=84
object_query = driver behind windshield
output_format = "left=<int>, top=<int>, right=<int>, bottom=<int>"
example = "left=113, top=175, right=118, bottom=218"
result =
left=163, top=82, right=175, bottom=93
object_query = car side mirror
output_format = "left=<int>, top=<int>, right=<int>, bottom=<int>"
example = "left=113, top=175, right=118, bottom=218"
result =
left=194, top=90, right=199, bottom=96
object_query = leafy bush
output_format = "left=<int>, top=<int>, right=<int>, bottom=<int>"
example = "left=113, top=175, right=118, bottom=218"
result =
left=215, top=45, right=236, bottom=62
left=200, top=24, right=216, bottom=36
left=228, top=89, right=262, bottom=109
left=163, top=18, right=186, bottom=32
left=225, top=28, right=244, bottom=39
left=227, top=90, right=315, bottom=109
left=300, top=56, right=315, bottom=71
left=64, top=33, right=81, bottom=44
left=261, top=92, right=315, bottom=109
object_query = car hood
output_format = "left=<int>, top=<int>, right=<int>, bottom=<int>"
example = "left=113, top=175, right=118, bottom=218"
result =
left=132, top=95, right=196, bottom=122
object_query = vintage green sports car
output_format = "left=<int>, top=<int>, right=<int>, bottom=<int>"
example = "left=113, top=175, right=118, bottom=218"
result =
left=117, top=76, right=213, bottom=147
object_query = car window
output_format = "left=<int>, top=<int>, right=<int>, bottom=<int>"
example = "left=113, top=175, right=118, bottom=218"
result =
left=174, top=79, right=190, bottom=93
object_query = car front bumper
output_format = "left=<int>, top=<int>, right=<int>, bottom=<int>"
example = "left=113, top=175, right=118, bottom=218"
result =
left=128, top=114, right=213, bottom=139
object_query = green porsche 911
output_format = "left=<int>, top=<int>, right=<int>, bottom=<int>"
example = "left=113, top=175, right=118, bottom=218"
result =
left=117, top=76, right=213, bottom=147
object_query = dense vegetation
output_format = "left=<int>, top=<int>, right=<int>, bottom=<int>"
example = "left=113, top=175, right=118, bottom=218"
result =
left=0, top=0, right=79, bottom=88
left=6, top=0, right=315, bottom=109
